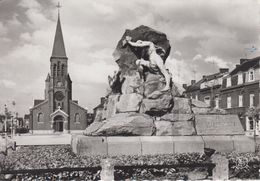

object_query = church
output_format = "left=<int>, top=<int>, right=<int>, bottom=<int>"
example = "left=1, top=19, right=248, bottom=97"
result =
left=29, top=13, right=88, bottom=134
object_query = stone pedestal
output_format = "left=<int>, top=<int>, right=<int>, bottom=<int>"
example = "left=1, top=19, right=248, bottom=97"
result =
left=212, top=154, right=229, bottom=180
left=71, top=136, right=204, bottom=156
left=100, top=158, right=115, bottom=181
left=63, top=120, right=68, bottom=134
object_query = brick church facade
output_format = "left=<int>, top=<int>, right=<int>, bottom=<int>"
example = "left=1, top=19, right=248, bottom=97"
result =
left=29, top=14, right=88, bottom=134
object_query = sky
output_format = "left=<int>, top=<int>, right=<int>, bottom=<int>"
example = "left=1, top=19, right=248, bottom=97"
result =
left=0, top=0, right=259, bottom=116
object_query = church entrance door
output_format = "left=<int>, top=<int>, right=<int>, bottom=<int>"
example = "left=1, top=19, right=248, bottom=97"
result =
left=53, top=115, right=64, bottom=132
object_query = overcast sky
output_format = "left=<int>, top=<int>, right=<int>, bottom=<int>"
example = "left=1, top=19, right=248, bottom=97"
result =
left=0, top=0, right=259, bottom=116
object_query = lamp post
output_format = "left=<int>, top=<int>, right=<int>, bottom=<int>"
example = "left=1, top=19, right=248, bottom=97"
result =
left=11, top=101, right=16, bottom=138
left=205, top=77, right=217, bottom=109
left=4, top=104, right=7, bottom=153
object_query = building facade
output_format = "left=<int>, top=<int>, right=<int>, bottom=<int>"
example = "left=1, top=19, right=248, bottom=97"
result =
left=29, top=14, right=88, bottom=134
left=184, top=56, right=260, bottom=136
left=220, top=57, right=260, bottom=136
left=183, top=68, right=229, bottom=108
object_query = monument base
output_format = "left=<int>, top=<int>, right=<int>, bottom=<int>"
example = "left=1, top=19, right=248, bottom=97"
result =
left=71, top=135, right=256, bottom=156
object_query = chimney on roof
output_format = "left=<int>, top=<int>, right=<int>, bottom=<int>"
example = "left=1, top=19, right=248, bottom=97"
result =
left=240, top=58, right=249, bottom=65
left=202, top=75, right=206, bottom=79
left=183, top=84, right=187, bottom=89
left=236, top=64, right=240, bottom=68
left=219, top=68, right=229, bottom=73
left=191, top=80, right=196, bottom=85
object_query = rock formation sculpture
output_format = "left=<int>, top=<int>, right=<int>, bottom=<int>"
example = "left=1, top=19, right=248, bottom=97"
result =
left=84, top=25, right=237, bottom=137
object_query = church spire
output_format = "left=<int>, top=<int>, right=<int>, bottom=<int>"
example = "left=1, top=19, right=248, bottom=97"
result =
left=51, top=5, right=66, bottom=58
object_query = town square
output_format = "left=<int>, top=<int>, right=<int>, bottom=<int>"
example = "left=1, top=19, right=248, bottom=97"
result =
left=0, top=0, right=260, bottom=180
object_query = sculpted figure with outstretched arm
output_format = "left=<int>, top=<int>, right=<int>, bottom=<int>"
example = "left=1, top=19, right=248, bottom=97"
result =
left=124, top=36, right=170, bottom=91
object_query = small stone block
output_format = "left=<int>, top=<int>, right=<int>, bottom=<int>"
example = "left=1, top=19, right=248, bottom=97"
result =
left=116, top=93, right=142, bottom=113
left=212, top=154, right=229, bottom=180
left=202, top=136, right=234, bottom=152
left=172, top=136, right=204, bottom=153
left=232, top=135, right=255, bottom=153
left=172, top=97, right=192, bottom=114
left=100, top=158, right=115, bottom=181
left=107, top=137, right=141, bottom=156
left=191, top=99, right=210, bottom=108
left=71, top=135, right=107, bottom=156
left=161, top=113, right=194, bottom=122
left=140, top=136, right=174, bottom=155
left=195, top=114, right=244, bottom=135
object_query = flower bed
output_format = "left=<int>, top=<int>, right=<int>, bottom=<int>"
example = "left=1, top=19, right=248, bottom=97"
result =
left=1, top=145, right=211, bottom=180
left=1, top=145, right=260, bottom=179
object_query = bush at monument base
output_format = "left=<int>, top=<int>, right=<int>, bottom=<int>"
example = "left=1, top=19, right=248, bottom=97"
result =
left=2, top=145, right=260, bottom=179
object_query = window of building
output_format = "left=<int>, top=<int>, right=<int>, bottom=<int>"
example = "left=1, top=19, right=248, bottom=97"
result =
left=37, top=113, right=43, bottom=122
left=243, top=73, right=246, bottom=83
left=74, top=113, right=80, bottom=122
left=226, top=77, right=231, bottom=87
left=237, top=73, right=243, bottom=85
left=249, top=69, right=255, bottom=82
left=215, top=95, right=219, bottom=109
left=231, top=75, right=238, bottom=86
left=250, top=93, right=255, bottom=107
left=204, top=96, right=210, bottom=106
left=222, top=78, right=227, bottom=88
left=249, top=118, right=254, bottom=130
left=53, top=64, right=57, bottom=76
left=57, top=61, right=60, bottom=76
left=61, top=64, right=65, bottom=76
left=227, top=96, right=231, bottom=108
left=238, top=95, right=243, bottom=107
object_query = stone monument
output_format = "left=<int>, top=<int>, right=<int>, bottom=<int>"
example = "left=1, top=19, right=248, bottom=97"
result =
left=84, top=25, right=180, bottom=136
left=71, top=25, right=255, bottom=156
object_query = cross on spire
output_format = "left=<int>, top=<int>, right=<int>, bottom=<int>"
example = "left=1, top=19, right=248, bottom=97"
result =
left=51, top=1, right=67, bottom=58
left=56, top=2, right=62, bottom=16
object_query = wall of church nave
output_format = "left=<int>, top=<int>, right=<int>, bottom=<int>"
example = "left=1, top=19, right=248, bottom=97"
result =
left=69, top=101, right=88, bottom=130
left=30, top=101, right=52, bottom=130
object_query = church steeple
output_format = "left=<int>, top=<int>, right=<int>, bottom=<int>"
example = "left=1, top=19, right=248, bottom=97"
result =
left=51, top=14, right=66, bottom=58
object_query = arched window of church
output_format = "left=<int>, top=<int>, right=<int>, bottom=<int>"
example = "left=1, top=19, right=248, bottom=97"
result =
left=38, top=113, right=43, bottom=122
left=57, top=61, right=60, bottom=76
left=53, top=64, right=57, bottom=76
left=75, top=113, right=80, bottom=122
left=61, top=64, right=65, bottom=76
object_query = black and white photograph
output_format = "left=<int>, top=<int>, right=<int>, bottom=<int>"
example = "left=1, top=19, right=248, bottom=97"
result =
left=0, top=0, right=260, bottom=180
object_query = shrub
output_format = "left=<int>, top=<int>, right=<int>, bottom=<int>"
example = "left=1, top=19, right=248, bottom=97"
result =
left=15, top=127, right=29, bottom=134
left=3, top=145, right=260, bottom=179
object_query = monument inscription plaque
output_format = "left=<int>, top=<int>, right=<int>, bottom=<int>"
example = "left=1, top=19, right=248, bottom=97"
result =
left=195, top=114, right=244, bottom=135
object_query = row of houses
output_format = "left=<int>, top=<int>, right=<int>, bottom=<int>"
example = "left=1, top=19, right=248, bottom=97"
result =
left=183, top=56, right=260, bottom=136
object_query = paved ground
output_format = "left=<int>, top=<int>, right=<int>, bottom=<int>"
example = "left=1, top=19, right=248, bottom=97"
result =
left=13, top=134, right=72, bottom=145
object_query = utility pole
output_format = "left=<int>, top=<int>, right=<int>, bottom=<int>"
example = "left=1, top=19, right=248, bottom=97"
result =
left=4, top=104, right=7, bottom=153
left=12, top=101, right=16, bottom=138
left=210, top=59, right=216, bottom=109
left=192, top=67, right=197, bottom=82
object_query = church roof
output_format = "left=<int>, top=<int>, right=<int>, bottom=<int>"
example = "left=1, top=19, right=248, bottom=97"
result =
left=50, top=107, right=69, bottom=118
left=45, top=73, right=50, bottom=82
left=51, top=14, right=67, bottom=58
left=34, top=99, right=44, bottom=106
left=67, top=74, right=72, bottom=82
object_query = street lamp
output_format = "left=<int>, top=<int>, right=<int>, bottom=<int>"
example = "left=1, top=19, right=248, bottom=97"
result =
left=4, top=104, right=8, bottom=154
left=204, top=77, right=217, bottom=109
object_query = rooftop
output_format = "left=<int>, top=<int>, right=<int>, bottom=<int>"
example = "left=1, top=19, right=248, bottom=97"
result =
left=230, top=56, right=260, bottom=75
